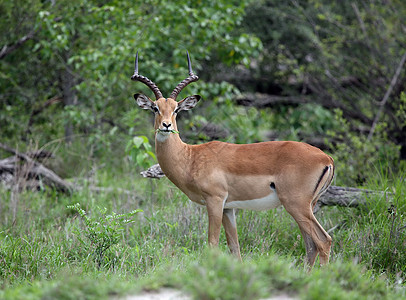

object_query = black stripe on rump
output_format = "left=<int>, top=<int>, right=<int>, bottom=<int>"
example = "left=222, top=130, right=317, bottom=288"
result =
left=314, top=166, right=329, bottom=194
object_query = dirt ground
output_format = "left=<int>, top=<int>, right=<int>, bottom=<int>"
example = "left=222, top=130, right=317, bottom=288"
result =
left=121, top=288, right=297, bottom=300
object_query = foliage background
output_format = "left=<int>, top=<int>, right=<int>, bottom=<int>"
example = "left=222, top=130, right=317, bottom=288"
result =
left=0, top=0, right=405, bottom=298
left=1, top=0, right=405, bottom=184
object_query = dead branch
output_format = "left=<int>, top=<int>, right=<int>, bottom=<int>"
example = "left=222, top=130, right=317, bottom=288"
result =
left=0, top=143, right=73, bottom=193
left=140, top=164, right=165, bottom=179
left=0, top=143, right=138, bottom=196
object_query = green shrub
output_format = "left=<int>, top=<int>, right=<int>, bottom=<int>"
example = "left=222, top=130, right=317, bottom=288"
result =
left=125, top=135, right=156, bottom=170
left=327, top=109, right=401, bottom=186
left=67, top=203, right=142, bottom=269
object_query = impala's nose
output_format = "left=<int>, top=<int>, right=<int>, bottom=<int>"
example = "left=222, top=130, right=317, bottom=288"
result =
left=162, top=121, right=172, bottom=130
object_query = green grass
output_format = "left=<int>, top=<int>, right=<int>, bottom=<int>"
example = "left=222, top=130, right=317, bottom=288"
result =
left=0, top=157, right=405, bottom=299
left=1, top=250, right=404, bottom=300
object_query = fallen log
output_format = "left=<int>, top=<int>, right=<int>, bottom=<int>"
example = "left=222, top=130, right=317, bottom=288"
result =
left=312, top=185, right=386, bottom=213
left=0, top=143, right=73, bottom=193
left=0, top=143, right=138, bottom=195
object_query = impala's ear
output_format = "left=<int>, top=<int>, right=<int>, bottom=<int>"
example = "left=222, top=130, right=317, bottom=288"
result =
left=134, top=93, right=156, bottom=112
left=176, top=95, right=201, bottom=113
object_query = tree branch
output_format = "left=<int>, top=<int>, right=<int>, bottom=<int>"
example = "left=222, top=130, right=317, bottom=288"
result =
left=368, top=51, right=406, bottom=140
left=236, top=93, right=308, bottom=108
left=0, top=29, right=37, bottom=60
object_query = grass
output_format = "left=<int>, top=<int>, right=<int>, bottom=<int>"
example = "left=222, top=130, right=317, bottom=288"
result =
left=1, top=250, right=404, bottom=300
left=0, top=152, right=405, bottom=299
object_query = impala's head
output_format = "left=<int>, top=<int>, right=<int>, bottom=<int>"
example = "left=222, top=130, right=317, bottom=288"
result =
left=131, top=52, right=201, bottom=141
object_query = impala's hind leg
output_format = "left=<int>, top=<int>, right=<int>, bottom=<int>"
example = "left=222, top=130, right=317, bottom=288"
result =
left=300, top=228, right=318, bottom=267
left=283, top=203, right=332, bottom=268
left=222, top=208, right=242, bottom=261
left=311, top=215, right=332, bottom=265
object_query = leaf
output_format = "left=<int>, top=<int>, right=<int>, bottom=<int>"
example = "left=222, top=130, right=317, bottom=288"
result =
left=125, top=139, right=133, bottom=153
left=146, top=151, right=156, bottom=160
left=136, top=153, right=146, bottom=167
left=132, top=136, right=144, bottom=148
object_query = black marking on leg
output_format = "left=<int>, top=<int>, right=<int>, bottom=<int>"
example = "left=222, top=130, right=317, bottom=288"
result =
left=314, top=166, right=329, bottom=194
left=270, top=182, right=276, bottom=189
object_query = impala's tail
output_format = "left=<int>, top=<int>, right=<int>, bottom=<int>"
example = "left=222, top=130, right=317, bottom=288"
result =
left=313, top=157, right=335, bottom=199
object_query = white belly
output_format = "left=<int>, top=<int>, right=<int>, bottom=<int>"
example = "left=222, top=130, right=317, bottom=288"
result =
left=224, top=192, right=281, bottom=211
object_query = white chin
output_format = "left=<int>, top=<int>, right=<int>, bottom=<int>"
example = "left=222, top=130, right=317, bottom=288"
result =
left=156, top=131, right=171, bottom=142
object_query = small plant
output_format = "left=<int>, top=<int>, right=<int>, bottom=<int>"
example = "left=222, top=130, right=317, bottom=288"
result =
left=326, top=109, right=400, bottom=186
left=125, top=135, right=156, bottom=169
left=67, top=203, right=142, bottom=269
left=385, top=202, right=405, bottom=273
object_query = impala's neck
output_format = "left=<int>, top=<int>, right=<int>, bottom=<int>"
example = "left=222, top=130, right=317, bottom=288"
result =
left=155, top=132, right=191, bottom=185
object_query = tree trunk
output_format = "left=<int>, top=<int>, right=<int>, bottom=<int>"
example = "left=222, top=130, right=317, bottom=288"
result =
left=61, top=52, right=76, bottom=143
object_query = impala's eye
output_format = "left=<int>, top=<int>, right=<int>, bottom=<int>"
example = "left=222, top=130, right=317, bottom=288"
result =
left=173, top=107, right=180, bottom=115
left=153, top=106, right=159, bottom=113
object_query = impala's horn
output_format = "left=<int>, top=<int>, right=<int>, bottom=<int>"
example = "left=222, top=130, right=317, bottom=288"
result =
left=170, top=51, right=199, bottom=100
left=131, top=51, right=163, bottom=100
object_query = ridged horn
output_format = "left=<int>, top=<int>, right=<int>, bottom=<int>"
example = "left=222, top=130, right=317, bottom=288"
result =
left=169, top=51, right=199, bottom=100
left=131, top=52, right=163, bottom=100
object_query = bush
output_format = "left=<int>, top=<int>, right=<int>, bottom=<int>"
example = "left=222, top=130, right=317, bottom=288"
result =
left=67, top=203, right=142, bottom=269
left=327, top=109, right=401, bottom=186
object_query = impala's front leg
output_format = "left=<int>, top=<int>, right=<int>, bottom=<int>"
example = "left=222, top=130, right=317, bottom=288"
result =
left=206, top=196, right=226, bottom=247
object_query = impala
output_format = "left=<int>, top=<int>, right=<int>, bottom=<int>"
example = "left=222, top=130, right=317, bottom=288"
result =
left=131, top=52, right=335, bottom=268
